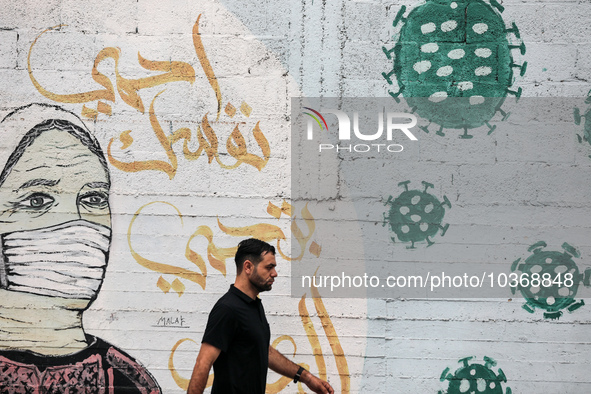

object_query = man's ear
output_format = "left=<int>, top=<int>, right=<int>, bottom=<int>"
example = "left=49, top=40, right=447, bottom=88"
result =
left=243, top=260, right=253, bottom=274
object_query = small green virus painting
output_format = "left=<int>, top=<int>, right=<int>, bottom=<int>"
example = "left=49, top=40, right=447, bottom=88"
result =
left=574, top=89, right=591, bottom=157
left=383, top=180, right=451, bottom=249
left=511, top=241, right=591, bottom=320
left=382, top=0, right=527, bottom=138
left=438, top=356, right=512, bottom=394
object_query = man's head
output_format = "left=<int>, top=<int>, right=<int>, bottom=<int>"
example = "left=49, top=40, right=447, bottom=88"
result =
left=235, top=238, right=277, bottom=293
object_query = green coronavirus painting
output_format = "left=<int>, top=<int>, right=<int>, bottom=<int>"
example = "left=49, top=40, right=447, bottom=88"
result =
left=574, top=89, right=591, bottom=157
left=511, top=241, right=591, bottom=320
left=383, top=180, right=451, bottom=249
left=382, top=0, right=527, bottom=138
left=438, top=356, right=512, bottom=394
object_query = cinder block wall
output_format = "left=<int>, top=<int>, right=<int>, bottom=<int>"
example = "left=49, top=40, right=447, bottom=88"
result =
left=0, top=0, right=589, bottom=393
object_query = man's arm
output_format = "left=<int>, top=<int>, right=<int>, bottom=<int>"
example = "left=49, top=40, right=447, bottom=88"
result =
left=268, top=346, right=334, bottom=394
left=187, top=342, right=221, bottom=394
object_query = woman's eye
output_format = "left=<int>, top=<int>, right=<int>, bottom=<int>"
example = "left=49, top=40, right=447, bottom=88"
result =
left=79, top=193, right=108, bottom=209
left=21, top=193, right=54, bottom=209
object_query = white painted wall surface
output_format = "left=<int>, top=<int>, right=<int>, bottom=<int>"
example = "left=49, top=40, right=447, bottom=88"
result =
left=0, top=0, right=590, bottom=393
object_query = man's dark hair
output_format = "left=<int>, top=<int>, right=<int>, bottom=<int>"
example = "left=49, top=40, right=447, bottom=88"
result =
left=235, top=238, right=275, bottom=275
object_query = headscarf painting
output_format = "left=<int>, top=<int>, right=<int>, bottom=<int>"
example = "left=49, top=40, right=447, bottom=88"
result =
left=0, top=103, right=161, bottom=393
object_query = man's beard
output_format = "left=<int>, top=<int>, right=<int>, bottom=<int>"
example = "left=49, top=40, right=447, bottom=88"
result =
left=249, top=269, right=273, bottom=292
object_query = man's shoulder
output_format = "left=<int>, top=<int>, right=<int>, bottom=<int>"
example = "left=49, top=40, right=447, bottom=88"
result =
left=211, top=289, right=241, bottom=312
left=214, top=286, right=250, bottom=307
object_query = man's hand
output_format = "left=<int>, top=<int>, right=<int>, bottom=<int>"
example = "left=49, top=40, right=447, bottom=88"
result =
left=187, top=342, right=221, bottom=394
left=300, top=370, right=334, bottom=394
left=268, top=347, right=334, bottom=394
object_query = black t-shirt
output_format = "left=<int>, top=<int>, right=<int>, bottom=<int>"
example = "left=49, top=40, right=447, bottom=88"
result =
left=202, top=285, right=271, bottom=394
left=0, top=335, right=161, bottom=393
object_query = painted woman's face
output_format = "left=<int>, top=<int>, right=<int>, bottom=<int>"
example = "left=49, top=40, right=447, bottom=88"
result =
left=0, top=129, right=110, bottom=233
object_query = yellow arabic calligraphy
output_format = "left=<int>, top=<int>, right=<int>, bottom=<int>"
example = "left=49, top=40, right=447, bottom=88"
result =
left=127, top=201, right=209, bottom=289
left=168, top=338, right=214, bottom=390
left=269, top=202, right=316, bottom=262
left=29, top=17, right=268, bottom=177
left=216, top=204, right=317, bottom=263
left=309, top=286, right=350, bottom=392
left=129, top=201, right=318, bottom=295
left=128, top=201, right=295, bottom=290
left=299, top=296, right=327, bottom=381
left=193, top=14, right=222, bottom=121
left=266, top=336, right=308, bottom=393
left=216, top=218, right=287, bottom=243
left=28, top=25, right=195, bottom=114
left=106, top=92, right=270, bottom=178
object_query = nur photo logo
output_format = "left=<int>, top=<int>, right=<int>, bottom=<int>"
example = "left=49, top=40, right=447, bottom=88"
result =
left=302, top=106, right=419, bottom=154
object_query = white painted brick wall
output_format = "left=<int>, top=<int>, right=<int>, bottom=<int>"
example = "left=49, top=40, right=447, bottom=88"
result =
left=0, top=0, right=590, bottom=393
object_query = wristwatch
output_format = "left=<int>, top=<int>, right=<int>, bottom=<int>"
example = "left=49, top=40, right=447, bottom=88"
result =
left=293, top=366, right=305, bottom=383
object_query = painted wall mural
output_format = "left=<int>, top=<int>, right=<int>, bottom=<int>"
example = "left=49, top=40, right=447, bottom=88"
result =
left=382, top=0, right=527, bottom=138
left=383, top=180, right=451, bottom=249
left=438, top=357, right=511, bottom=394
left=168, top=287, right=350, bottom=393
left=511, top=241, right=591, bottom=320
left=28, top=18, right=271, bottom=179
left=3, top=5, right=350, bottom=392
left=0, top=104, right=160, bottom=392
left=127, top=200, right=320, bottom=294
left=1, top=0, right=591, bottom=392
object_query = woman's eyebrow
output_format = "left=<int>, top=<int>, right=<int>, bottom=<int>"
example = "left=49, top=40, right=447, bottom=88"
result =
left=25, top=165, right=50, bottom=172
left=83, top=182, right=110, bottom=189
left=16, top=178, right=60, bottom=191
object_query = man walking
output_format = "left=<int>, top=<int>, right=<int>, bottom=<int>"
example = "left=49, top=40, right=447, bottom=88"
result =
left=187, top=238, right=334, bottom=394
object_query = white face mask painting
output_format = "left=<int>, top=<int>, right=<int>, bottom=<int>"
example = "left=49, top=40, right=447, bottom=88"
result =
left=0, top=219, right=111, bottom=299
